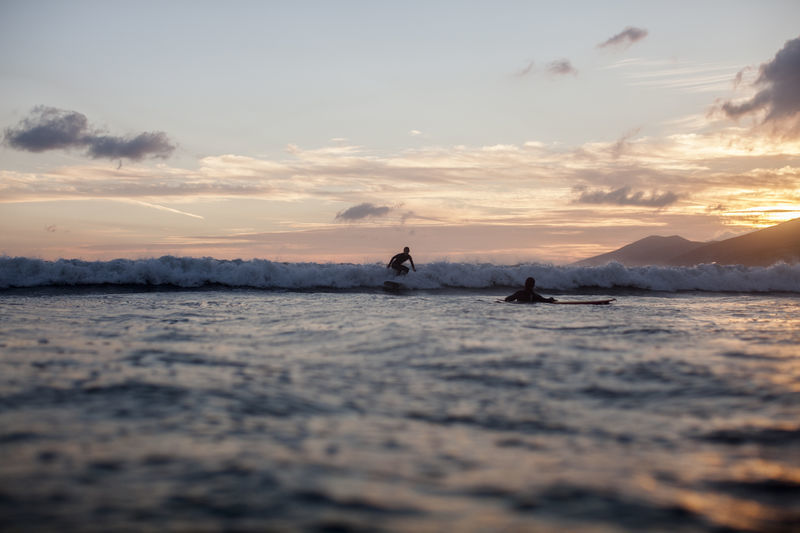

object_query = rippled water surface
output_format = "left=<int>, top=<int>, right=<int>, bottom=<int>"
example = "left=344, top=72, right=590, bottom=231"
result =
left=1, top=289, right=799, bottom=532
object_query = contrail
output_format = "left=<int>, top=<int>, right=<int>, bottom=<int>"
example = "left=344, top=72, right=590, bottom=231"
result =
left=122, top=199, right=205, bottom=220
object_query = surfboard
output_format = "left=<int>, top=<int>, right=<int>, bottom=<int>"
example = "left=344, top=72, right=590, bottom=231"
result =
left=496, top=298, right=616, bottom=305
left=552, top=299, right=616, bottom=305
left=383, top=280, right=407, bottom=292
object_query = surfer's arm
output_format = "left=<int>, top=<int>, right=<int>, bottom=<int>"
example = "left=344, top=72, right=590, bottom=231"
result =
left=409, top=256, right=416, bottom=271
left=505, top=290, right=524, bottom=302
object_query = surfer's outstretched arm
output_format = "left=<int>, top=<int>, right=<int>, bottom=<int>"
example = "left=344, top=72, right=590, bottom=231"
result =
left=505, top=290, right=556, bottom=303
left=409, top=256, right=416, bottom=272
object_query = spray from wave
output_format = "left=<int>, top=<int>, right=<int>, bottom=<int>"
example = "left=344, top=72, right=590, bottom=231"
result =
left=1, top=256, right=799, bottom=293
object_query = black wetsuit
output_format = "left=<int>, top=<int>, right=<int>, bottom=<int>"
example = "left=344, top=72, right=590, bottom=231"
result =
left=388, top=252, right=415, bottom=275
left=505, top=289, right=554, bottom=303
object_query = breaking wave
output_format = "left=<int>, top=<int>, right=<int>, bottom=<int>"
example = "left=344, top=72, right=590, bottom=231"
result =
left=1, top=256, right=799, bottom=293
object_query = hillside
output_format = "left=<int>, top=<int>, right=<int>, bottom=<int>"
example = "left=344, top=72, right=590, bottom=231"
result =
left=670, top=217, right=800, bottom=266
left=572, top=235, right=706, bottom=266
left=573, top=217, right=800, bottom=267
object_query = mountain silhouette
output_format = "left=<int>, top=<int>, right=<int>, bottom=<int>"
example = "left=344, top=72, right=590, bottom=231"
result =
left=573, top=217, right=800, bottom=267
left=573, top=235, right=705, bottom=266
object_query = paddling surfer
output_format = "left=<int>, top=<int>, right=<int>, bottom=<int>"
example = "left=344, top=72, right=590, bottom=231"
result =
left=505, top=277, right=556, bottom=303
left=387, top=247, right=416, bottom=275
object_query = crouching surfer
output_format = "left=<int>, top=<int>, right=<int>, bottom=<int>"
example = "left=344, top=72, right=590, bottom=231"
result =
left=387, top=246, right=416, bottom=275
left=505, top=277, right=556, bottom=303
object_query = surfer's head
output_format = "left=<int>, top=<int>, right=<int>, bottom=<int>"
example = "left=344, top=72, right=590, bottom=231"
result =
left=525, top=277, right=535, bottom=290
left=404, top=247, right=410, bottom=253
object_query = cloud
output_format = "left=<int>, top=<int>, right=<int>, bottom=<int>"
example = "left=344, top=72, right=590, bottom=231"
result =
left=546, top=59, right=577, bottom=76
left=4, top=107, right=89, bottom=153
left=516, top=59, right=576, bottom=78
left=720, top=36, right=800, bottom=136
left=597, top=27, right=649, bottom=50
left=733, top=66, right=753, bottom=89
left=3, top=106, right=175, bottom=161
left=3, top=133, right=797, bottom=236
left=606, top=58, right=741, bottom=95
left=610, top=128, right=641, bottom=158
left=515, top=60, right=535, bottom=78
left=86, top=132, right=175, bottom=160
left=335, top=202, right=392, bottom=221
left=575, top=186, right=679, bottom=207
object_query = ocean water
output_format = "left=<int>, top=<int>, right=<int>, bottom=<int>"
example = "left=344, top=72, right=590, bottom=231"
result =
left=1, top=257, right=799, bottom=532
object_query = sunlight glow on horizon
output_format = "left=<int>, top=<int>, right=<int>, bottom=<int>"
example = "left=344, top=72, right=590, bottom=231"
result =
left=723, top=205, right=800, bottom=227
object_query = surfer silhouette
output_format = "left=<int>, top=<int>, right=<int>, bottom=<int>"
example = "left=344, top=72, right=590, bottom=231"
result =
left=505, top=277, right=556, bottom=303
left=387, top=246, right=416, bottom=275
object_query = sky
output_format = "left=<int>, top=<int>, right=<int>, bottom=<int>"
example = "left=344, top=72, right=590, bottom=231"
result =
left=1, top=0, right=800, bottom=264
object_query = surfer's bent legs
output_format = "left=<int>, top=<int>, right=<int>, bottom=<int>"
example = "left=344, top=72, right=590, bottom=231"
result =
left=392, top=264, right=409, bottom=275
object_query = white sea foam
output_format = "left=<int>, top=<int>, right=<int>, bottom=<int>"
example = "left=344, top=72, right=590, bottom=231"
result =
left=1, top=256, right=799, bottom=292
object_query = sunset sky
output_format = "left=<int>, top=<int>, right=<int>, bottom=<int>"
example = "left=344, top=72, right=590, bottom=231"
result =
left=2, top=1, right=800, bottom=264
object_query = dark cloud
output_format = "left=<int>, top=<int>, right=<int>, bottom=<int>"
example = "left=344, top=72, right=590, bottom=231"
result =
left=597, top=27, right=649, bottom=50
left=547, top=59, right=577, bottom=76
left=575, top=186, right=679, bottom=207
left=3, top=107, right=89, bottom=153
left=720, top=36, right=800, bottom=135
left=86, top=132, right=175, bottom=160
left=335, top=202, right=391, bottom=221
left=3, top=106, right=175, bottom=161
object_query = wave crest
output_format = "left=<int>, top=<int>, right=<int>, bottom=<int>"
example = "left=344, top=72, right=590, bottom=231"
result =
left=1, top=256, right=799, bottom=293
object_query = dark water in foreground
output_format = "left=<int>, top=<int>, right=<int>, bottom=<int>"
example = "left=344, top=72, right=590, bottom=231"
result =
left=1, top=288, right=799, bottom=532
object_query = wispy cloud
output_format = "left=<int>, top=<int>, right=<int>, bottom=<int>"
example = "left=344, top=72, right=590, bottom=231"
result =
left=546, top=59, right=578, bottom=77
left=335, top=202, right=391, bottom=221
left=515, top=59, right=576, bottom=78
left=2, top=129, right=799, bottom=232
left=610, top=128, right=641, bottom=159
left=515, top=60, right=535, bottom=78
left=3, top=106, right=175, bottom=161
left=574, top=186, right=680, bottom=207
left=606, top=58, right=741, bottom=94
left=597, top=27, right=649, bottom=50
